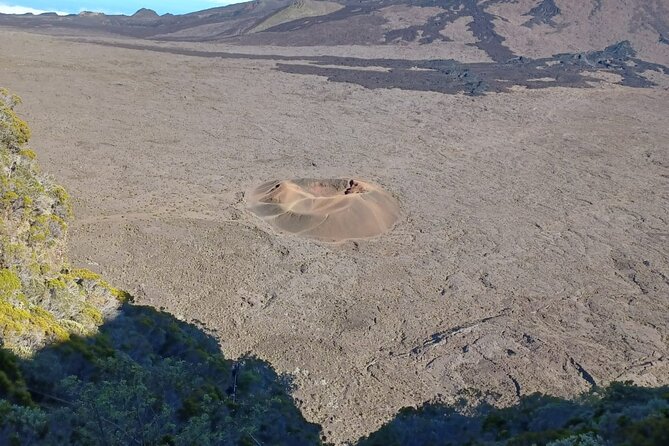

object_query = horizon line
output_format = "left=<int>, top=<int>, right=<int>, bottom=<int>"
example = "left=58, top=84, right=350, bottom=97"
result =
left=0, top=1, right=244, bottom=17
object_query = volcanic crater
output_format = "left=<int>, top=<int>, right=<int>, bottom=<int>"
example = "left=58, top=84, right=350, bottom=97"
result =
left=247, top=178, right=400, bottom=242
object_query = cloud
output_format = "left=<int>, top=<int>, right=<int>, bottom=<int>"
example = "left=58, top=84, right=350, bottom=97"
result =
left=77, top=7, right=123, bottom=15
left=0, top=3, right=68, bottom=15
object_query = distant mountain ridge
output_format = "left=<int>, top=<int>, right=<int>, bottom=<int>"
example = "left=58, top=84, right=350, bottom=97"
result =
left=0, top=0, right=667, bottom=65
left=130, top=8, right=159, bottom=19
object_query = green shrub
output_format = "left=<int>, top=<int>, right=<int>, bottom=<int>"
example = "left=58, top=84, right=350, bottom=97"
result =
left=0, top=269, right=21, bottom=297
left=0, top=90, right=120, bottom=354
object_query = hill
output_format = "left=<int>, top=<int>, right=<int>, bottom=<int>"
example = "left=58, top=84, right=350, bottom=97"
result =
left=0, top=0, right=667, bottom=64
left=249, top=0, right=344, bottom=33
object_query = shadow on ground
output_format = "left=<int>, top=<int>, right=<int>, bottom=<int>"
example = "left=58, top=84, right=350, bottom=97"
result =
left=358, top=384, right=669, bottom=446
left=0, top=302, right=322, bottom=445
left=1, top=303, right=668, bottom=445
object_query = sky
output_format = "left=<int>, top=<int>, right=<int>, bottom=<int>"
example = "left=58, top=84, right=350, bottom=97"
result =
left=0, top=0, right=239, bottom=15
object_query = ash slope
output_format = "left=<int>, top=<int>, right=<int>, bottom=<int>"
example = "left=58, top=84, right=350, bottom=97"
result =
left=0, top=0, right=668, bottom=65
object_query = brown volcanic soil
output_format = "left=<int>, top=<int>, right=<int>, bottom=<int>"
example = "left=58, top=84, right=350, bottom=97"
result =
left=1, top=29, right=669, bottom=444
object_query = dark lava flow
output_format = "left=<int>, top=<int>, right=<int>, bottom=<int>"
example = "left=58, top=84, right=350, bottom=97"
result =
left=265, top=0, right=518, bottom=62
left=277, top=40, right=666, bottom=95
left=92, top=39, right=667, bottom=96
left=522, top=0, right=561, bottom=28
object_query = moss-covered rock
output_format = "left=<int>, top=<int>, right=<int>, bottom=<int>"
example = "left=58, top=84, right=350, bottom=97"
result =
left=0, top=90, right=120, bottom=355
left=0, top=269, right=21, bottom=296
left=0, top=89, right=31, bottom=146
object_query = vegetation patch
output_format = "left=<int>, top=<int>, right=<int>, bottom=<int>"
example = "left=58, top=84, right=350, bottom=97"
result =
left=0, top=90, right=118, bottom=354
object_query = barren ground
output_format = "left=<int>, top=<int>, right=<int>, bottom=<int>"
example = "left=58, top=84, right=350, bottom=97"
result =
left=1, top=29, right=668, bottom=444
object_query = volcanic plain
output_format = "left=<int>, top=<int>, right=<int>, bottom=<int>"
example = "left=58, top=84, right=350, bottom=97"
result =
left=1, top=10, right=668, bottom=442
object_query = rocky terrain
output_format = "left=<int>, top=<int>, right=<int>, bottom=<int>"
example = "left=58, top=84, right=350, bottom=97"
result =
left=2, top=85, right=668, bottom=446
left=1, top=0, right=668, bottom=444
